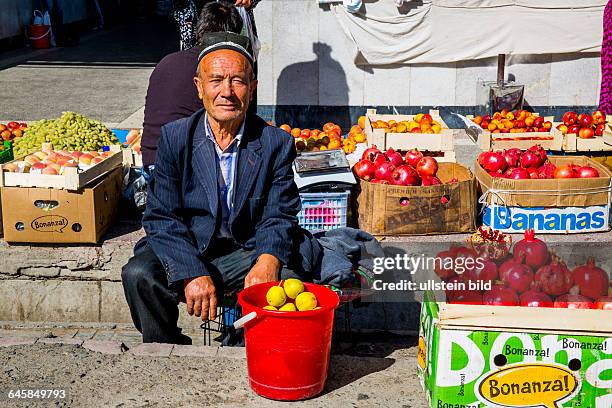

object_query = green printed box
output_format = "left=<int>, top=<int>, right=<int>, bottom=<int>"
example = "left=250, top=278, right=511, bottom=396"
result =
left=418, top=292, right=611, bottom=408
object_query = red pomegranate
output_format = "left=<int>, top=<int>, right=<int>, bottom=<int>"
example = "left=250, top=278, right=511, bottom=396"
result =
left=391, top=165, right=420, bottom=186
left=404, top=149, right=424, bottom=168
left=421, top=175, right=442, bottom=186
left=554, top=294, right=593, bottom=309
left=464, top=260, right=498, bottom=285
left=519, top=289, right=553, bottom=307
left=577, top=166, right=600, bottom=178
left=499, top=257, right=534, bottom=293
left=513, top=229, right=549, bottom=270
left=434, top=250, right=456, bottom=280
left=506, top=168, right=531, bottom=180
left=445, top=275, right=482, bottom=305
left=483, top=285, right=519, bottom=306
left=553, top=165, right=577, bottom=179
left=361, top=145, right=381, bottom=162
left=353, top=159, right=376, bottom=181
left=526, top=144, right=547, bottom=166
left=594, top=296, right=612, bottom=310
left=503, top=148, right=522, bottom=168
left=478, top=151, right=507, bottom=173
left=416, top=157, right=438, bottom=177
left=385, top=148, right=404, bottom=167
left=537, top=161, right=557, bottom=179
left=534, top=261, right=574, bottom=296
left=374, top=162, right=395, bottom=182
left=572, top=258, right=609, bottom=300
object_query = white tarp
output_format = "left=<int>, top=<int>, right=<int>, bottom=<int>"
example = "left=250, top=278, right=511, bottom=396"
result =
left=333, top=0, right=606, bottom=65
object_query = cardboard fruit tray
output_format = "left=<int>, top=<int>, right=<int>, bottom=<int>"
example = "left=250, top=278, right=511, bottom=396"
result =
left=0, top=145, right=125, bottom=190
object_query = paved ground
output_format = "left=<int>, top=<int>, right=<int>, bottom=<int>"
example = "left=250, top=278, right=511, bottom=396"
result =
left=0, top=327, right=424, bottom=408
left=0, top=19, right=177, bottom=126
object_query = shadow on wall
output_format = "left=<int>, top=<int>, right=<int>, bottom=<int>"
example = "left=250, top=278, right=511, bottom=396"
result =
left=274, top=42, right=350, bottom=129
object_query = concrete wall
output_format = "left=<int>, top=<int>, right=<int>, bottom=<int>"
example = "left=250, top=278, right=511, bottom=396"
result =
left=254, top=1, right=601, bottom=110
left=0, top=0, right=88, bottom=40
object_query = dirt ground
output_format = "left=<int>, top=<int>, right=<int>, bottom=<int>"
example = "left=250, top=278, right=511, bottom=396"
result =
left=0, top=343, right=427, bottom=408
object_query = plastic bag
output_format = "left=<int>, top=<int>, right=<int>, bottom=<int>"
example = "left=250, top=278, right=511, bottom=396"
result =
left=42, top=10, right=55, bottom=47
left=237, top=6, right=260, bottom=61
left=33, top=10, right=44, bottom=25
left=394, top=0, right=409, bottom=6
left=343, top=0, right=362, bottom=13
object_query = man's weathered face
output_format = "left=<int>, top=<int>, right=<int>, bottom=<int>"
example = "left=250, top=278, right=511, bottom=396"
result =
left=194, top=50, right=257, bottom=124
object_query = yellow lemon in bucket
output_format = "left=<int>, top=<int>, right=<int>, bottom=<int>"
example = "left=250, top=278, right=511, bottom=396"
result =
left=279, top=303, right=297, bottom=312
left=263, top=305, right=278, bottom=311
left=283, top=278, right=304, bottom=299
left=296, top=292, right=317, bottom=311
left=266, top=286, right=286, bottom=308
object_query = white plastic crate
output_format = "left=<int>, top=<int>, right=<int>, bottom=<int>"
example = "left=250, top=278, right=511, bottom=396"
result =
left=297, top=191, right=349, bottom=232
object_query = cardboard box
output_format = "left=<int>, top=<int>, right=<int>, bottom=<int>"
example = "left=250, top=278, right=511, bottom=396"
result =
left=1, top=167, right=122, bottom=243
left=0, top=145, right=124, bottom=190
left=475, top=156, right=612, bottom=208
left=418, top=292, right=612, bottom=408
left=355, top=162, right=476, bottom=235
left=365, top=109, right=454, bottom=153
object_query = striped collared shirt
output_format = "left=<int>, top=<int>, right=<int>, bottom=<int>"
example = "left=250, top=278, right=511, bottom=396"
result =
left=204, top=113, right=245, bottom=239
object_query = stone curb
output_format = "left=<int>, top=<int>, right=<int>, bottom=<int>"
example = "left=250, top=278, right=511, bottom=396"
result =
left=83, top=340, right=128, bottom=355
left=171, top=344, right=218, bottom=358
left=0, top=337, right=37, bottom=347
left=0, top=336, right=255, bottom=360
left=128, top=342, right=174, bottom=357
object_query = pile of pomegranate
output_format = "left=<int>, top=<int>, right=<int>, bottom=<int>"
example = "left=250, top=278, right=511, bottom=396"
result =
left=478, top=145, right=600, bottom=179
left=439, top=229, right=611, bottom=309
left=353, top=145, right=456, bottom=186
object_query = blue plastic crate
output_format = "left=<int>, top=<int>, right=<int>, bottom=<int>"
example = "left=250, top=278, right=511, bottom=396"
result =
left=298, top=191, right=349, bottom=232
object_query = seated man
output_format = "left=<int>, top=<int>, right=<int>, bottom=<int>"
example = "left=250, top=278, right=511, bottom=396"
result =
left=122, top=33, right=308, bottom=344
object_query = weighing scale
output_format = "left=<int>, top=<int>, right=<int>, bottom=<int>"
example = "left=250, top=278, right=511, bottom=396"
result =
left=293, top=149, right=356, bottom=192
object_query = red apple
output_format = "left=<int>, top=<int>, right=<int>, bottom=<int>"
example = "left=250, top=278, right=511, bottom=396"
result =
left=595, top=123, right=606, bottom=136
left=578, top=127, right=595, bottom=139
left=7, top=121, right=18, bottom=129
left=562, top=111, right=578, bottom=126
left=592, top=110, right=606, bottom=125
left=556, top=124, right=568, bottom=135
left=533, top=116, right=544, bottom=128
left=567, top=124, right=580, bottom=135
left=579, top=114, right=593, bottom=129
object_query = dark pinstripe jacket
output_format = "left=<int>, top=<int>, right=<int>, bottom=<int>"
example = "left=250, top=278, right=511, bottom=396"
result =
left=142, top=108, right=301, bottom=284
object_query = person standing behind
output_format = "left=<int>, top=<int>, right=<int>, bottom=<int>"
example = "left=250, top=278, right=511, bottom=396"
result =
left=142, top=2, right=244, bottom=169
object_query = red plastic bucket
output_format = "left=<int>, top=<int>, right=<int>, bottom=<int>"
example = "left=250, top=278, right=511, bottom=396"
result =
left=238, top=282, right=339, bottom=401
left=29, top=25, right=51, bottom=49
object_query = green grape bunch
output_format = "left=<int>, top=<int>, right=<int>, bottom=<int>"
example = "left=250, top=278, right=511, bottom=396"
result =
left=13, top=111, right=119, bottom=157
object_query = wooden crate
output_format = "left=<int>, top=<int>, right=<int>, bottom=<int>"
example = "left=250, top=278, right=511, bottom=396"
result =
left=0, top=145, right=124, bottom=190
left=467, top=115, right=563, bottom=151
left=561, top=124, right=612, bottom=152
left=365, top=109, right=454, bottom=152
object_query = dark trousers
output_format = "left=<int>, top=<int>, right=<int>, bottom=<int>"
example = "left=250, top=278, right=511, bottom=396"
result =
left=122, top=244, right=306, bottom=344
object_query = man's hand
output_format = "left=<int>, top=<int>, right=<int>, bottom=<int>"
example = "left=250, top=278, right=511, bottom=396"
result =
left=235, top=0, right=253, bottom=8
left=184, top=276, right=217, bottom=321
left=245, top=254, right=281, bottom=288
